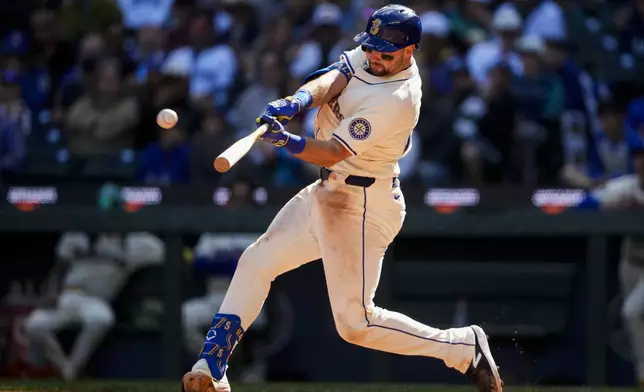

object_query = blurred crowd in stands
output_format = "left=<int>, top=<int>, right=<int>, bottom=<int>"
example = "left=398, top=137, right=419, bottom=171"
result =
left=1, top=0, right=644, bottom=190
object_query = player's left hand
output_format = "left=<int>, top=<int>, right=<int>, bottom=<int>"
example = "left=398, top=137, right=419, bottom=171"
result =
left=258, top=114, right=293, bottom=147
left=256, top=91, right=312, bottom=127
left=259, top=96, right=302, bottom=126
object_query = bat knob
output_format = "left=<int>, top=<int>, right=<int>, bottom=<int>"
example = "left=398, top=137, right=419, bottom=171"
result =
left=214, top=157, right=231, bottom=173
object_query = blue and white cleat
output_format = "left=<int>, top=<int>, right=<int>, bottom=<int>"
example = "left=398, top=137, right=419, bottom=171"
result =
left=467, top=325, right=503, bottom=392
left=182, top=359, right=231, bottom=392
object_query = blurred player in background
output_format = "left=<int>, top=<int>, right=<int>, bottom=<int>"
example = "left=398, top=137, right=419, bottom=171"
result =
left=183, top=233, right=270, bottom=382
left=579, top=145, right=644, bottom=385
left=23, top=232, right=164, bottom=380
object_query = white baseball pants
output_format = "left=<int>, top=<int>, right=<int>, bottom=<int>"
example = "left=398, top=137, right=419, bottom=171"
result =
left=218, top=177, right=475, bottom=373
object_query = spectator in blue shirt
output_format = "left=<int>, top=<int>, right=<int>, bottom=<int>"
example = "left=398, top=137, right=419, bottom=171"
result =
left=545, top=40, right=610, bottom=115
left=587, top=101, right=644, bottom=185
left=512, top=36, right=564, bottom=124
left=418, top=11, right=454, bottom=98
left=137, top=123, right=190, bottom=185
left=0, top=70, right=28, bottom=181
left=1, top=30, right=50, bottom=115
left=545, top=41, right=617, bottom=188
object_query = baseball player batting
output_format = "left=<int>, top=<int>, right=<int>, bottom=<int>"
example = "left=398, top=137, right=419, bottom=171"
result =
left=183, top=5, right=503, bottom=392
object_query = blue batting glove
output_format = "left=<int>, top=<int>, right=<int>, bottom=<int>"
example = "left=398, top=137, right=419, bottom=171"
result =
left=257, top=90, right=312, bottom=127
left=258, top=115, right=307, bottom=154
left=258, top=114, right=288, bottom=145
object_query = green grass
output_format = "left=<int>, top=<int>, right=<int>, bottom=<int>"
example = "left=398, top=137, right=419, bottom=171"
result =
left=0, top=381, right=640, bottom=392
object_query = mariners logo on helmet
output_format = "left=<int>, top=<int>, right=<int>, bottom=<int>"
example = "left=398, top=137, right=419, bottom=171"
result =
left=370, top=18, right=382, bottom=35
left=349, top=118, right=371, bottom=140
left=354, top=4, right=422, bottom=53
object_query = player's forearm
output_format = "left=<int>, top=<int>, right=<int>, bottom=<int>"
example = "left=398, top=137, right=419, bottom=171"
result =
left=293, top=138, right=352, bottom=167
left=298, top=70, right=348, bottom=108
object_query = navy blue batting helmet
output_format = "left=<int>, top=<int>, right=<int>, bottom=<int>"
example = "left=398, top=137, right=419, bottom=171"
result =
left=354, top=4, right=422, bottom=53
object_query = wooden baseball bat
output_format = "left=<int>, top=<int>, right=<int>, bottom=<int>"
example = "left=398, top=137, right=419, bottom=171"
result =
left=214, top=123, right=269, bottom=173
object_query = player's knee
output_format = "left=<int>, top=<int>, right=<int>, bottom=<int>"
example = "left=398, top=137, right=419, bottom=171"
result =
left=336, top=323, right=370, bottom=345
left=24, top=310, right=52, bottom=339
left=333, top=302, right=370, bottom=345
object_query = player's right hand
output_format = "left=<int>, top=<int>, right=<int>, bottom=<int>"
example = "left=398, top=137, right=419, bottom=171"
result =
left=257, top=114, right=289, bottom=146
left=257, top=114, right=307, bottom=154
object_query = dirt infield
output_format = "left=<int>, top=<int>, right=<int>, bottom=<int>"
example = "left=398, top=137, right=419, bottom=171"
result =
left=0, top=381, right=641, bottom=392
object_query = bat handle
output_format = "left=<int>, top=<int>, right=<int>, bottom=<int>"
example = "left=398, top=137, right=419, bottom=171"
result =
left=213, top=123, right=270, bottom=173
left=252, top=123, right=270, bottom=139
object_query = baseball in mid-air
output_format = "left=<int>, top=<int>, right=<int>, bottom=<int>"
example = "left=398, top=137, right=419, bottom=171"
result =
left=157, top=108, right=178, bottom=129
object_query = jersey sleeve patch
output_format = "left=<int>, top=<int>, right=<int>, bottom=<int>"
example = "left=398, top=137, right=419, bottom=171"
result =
left=340, top=52, right=355, bottom=75
left=330, top=61, right=352, bottom=82
left=348, top=118, right=371, bottom=140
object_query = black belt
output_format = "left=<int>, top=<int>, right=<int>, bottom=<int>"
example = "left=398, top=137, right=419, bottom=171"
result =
left=320, top=168, right=399, bottom=188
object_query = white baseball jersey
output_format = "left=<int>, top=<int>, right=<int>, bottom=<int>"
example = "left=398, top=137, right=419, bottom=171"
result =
left=592, top=175, right=644, bottom=266
left=313, top=46, right=422, bottom=179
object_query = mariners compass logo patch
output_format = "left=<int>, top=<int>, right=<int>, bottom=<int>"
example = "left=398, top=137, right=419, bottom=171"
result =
left=348, top=118, right=371, bottom=140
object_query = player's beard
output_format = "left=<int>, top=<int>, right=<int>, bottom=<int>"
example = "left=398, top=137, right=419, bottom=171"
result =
left=367, top=60, right=389, bottom=76
left=367, top=56, right=404, bottom=77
